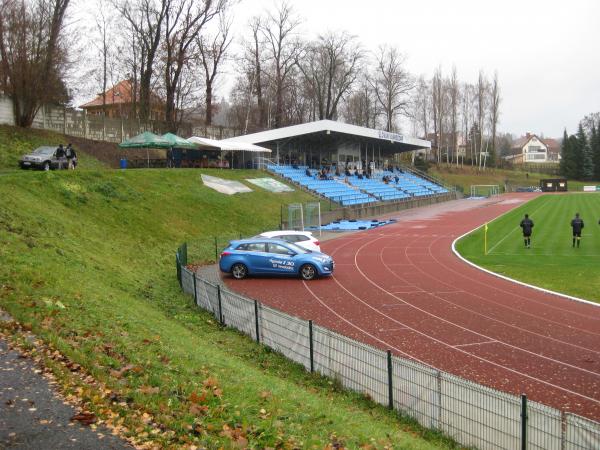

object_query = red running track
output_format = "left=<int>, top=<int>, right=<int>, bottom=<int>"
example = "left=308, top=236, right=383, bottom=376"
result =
left=224, top=194, right=600, bottom=421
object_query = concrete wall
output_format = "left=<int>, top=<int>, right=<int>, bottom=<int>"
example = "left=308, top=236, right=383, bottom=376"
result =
left=0, top=94, right=237, bottom=142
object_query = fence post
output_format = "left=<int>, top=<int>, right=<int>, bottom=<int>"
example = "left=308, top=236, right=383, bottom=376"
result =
left=437, top=370, right=442, bottom=429
left=521, top=394, right=528, bottom=450
left=193, top=273, right=198, bottom=305
left=560, top=410, right=566, bottom=450
left=254, top=300, right=260, bottom=344
left=387, top=350, right=393, bottom=410
left=176, top=254, right=181, bottom=287
left=217, top=285, right=223, bottom=325
left=308, top=320, right=314, bottom=373
left=214, top=237, right=218, bottom=262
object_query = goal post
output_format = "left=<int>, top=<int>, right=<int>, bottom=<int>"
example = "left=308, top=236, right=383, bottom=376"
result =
left=470, top=185, right=500, bottom=198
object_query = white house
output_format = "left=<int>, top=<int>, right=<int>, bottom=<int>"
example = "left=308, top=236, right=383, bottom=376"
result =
left=506, top=133, right=560, bottom=164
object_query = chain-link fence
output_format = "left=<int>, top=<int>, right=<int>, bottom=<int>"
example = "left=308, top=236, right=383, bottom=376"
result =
left=177, top=252, right=600, bottom=450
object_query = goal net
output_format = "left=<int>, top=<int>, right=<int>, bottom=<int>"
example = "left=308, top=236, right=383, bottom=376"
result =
left=470, top=185, right=500, bottom=198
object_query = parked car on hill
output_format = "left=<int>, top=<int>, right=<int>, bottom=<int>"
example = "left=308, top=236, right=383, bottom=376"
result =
left=19, top=146, right=59, bottom=170
left=254, top=230, right=321, bottom=252
left=219, top=238, right=334, bottom=280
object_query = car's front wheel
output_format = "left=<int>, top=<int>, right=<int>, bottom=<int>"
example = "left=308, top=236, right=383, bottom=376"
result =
left=300, top=264, right=317, bottom=281
left=43, top=161, right=50, bottom=171
left=231, top=263, right=248, bottom=280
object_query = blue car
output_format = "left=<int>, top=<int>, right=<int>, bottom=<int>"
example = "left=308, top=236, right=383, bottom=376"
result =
left=219, top=238, right=334, bottom=280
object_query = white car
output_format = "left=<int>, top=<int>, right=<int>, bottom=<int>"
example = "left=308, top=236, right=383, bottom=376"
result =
left=256, top=230, right=322, bottom=252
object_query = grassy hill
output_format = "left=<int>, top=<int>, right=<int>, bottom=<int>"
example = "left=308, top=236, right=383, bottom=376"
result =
left=0, top=168, right=455, bottom=449
left=0, top=125, right=111, bottom=171
left=430, top=164, right=598, bottom=193
left=455, top=194, right=600, bottom=302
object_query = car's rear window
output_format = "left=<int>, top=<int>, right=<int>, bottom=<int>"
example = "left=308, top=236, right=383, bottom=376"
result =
left=236, top=243, right=266, bottom=252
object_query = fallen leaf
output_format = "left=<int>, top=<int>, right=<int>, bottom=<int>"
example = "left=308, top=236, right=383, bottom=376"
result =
left=70, top=412, right=97, bottom=426
left=138, top=385, right=160, bottom=395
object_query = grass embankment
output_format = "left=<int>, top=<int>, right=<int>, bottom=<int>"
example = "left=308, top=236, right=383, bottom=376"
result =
left=0, top=169, right=455, bottom=449
left=0, top=125, right=108, bottom=172
left=429, top=164, right=598, bottom=193
left=455, top=194, right=600, bottom=302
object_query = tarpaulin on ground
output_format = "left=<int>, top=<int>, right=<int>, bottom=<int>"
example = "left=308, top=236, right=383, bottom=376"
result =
left=201, top=174, right=252, bottom=195
left=246, top=178, right=294, bottom=193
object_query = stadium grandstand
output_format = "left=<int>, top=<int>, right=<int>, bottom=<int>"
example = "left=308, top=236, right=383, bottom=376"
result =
left=222, top=120, right=450, bottom=207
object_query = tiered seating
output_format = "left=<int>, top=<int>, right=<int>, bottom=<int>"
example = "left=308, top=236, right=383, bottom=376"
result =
left=266, top=165, right=449, bottom=206
left=401, top=173, right=449, bottom=194
left=267, top=165, right=375, bottom=206
left=349, top=178, right=410, bottom=201
left=380, top=170, right=449, bottom=197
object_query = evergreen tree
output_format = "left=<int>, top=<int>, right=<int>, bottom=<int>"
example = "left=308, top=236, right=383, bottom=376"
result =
left=592, top=122, right=600, bottom=180
left=582, top=138, right=594, bottom=180
left=573, top=123, right=588, bottom=180
left=560, top=129, right=577, bottom=179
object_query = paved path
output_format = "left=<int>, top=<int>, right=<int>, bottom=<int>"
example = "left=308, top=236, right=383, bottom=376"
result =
left=0, top=337, right=132, bottom=449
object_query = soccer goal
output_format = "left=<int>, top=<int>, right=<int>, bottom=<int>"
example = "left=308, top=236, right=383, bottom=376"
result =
left=470, top=185, right=500, bottom=198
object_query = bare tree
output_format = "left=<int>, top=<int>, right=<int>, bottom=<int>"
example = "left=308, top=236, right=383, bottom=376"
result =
left=488, top=71, right=501, bottom=167
left=460, top=82, right=474, bottom=165
left=0, top=0, right=71, bottom=127
left=259, top=1, right=303, bottom=128
left=298, top=31, right=362, bottom=120
left=371, top=45, right=414, bottom=132
left=476, top=70, right=489, bottom=168
left=117, top=0, right=168, bottom=121
left=247, top=17, right=266, bottom=129
left=342, top=76, right=377, bottom=128
left=197, top=11, right=232, bottom=126
left=448, top=67, right=459, bottom=165
left=431, top=66, right=443, bottom=162
left=163, top=0, right=226, bottom=131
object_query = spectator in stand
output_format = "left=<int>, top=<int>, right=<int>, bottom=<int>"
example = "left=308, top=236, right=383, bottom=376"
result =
left=55, top=144, right=66, bottom=170
left=394, top=175, right=399, bottom=184
left=305, top=167, right=311, bottom=177
left=345, top=166, right=351, bottom=177
left=65, top=143, right=77, bottom=170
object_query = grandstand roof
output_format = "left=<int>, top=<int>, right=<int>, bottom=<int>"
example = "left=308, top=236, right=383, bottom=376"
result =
left=221, top=120, right=431, bottom=153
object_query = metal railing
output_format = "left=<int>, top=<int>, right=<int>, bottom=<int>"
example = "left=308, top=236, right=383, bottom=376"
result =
left=176, top=254, right=600, bottom=450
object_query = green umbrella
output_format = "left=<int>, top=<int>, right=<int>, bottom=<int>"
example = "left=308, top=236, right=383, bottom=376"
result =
left=161, top=133, right=198, bottom=149
left=118, top=131, right=171, bottom=149
left=119, top=132, right=172, bottom=168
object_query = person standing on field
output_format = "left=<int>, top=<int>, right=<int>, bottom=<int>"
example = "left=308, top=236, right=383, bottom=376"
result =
left=571, top=213, right=584, bottom=248
left=519, top=213, right=534, bottom=248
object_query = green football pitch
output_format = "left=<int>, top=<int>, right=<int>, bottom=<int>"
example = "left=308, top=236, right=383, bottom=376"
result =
left=455, top=194, right=600, bottom=303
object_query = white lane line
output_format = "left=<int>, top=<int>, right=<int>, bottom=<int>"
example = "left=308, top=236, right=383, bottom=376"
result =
left=454, top=340, right=498, bottom=348
left=308, top=271, right=600, bottom=405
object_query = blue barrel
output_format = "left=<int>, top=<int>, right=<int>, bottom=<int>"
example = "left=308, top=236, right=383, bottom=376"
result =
left=120, top=158, right=127, bottom=169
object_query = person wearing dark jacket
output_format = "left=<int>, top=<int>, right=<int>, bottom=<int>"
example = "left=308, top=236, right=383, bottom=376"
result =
left=55, top=144, right=66, bottom=170
left=519, top=214, right=534, bottom=248
left=571, top=213, right=584, bottom=248
left=65, top=143, right=77, bottom=170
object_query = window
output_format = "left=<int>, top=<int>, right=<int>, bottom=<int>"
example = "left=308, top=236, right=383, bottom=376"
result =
left=267, top=243, right=293, bottom=255
left=236, top=243, right=266, bottom=252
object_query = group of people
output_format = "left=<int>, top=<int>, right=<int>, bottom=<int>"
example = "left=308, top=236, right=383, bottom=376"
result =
left=382, top=174, right=400, bottom=184
left=519, top=213, right=599, bottom=248
left=55, top=143, right=77, bottom=170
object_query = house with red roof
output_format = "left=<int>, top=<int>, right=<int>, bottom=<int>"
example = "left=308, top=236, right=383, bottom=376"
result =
left=79, top=80, right=165, bottom=121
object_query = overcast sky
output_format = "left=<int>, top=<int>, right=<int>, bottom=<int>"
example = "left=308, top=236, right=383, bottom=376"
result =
left=226, top=0, right=600, bottom=138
